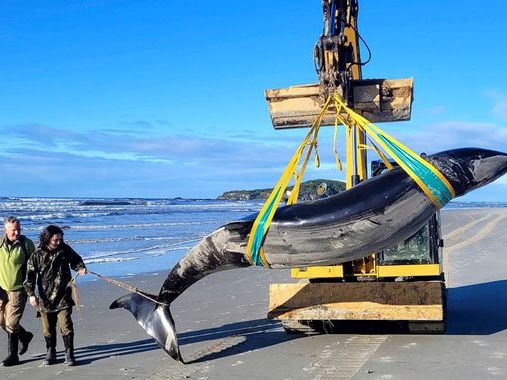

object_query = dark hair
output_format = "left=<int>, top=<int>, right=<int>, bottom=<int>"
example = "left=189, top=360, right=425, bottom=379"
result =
left=39, top=225, right=64, bottom=249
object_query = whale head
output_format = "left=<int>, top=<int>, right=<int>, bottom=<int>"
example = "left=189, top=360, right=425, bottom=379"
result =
left=429, top=148, right=507, bottom=197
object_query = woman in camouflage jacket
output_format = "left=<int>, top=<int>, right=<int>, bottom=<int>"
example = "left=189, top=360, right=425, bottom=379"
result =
left=24, top=225, right=86, bottom=366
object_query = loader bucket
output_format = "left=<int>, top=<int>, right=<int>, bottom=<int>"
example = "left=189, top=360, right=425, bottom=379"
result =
left=265, top=78, right=413, bottom=129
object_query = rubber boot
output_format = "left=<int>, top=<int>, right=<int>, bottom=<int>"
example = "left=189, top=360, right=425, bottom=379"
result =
left=62, top=333, right=76, bottom=366
left=1, top=333, right=20, bottom=366
left=18, top=327, right=33, bottom=355
left=42, top=336, right=57, bottom=366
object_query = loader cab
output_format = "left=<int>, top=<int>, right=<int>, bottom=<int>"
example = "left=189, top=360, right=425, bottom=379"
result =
left=371, top=160, right=444, bottom=280
left=276, top=161, right=447, bottom=335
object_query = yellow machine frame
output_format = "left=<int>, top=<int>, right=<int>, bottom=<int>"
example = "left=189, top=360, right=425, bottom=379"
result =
left=266, top=0, right=446, bottom=333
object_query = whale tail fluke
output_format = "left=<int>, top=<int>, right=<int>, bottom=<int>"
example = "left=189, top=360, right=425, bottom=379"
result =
left=110, top=293, right=184, bottom=363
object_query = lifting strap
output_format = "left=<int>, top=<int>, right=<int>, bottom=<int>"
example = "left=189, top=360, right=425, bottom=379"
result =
left=332, top=95, right=455, bottom=208
left=246, top=93, right=455, bottom=267
left=245, top=96, right=333, bottom=267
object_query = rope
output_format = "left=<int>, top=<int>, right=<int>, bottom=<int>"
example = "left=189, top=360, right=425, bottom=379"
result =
left=88, top=270, right=169, bottom=307
left=67, top=271, right=80, bottom=288
left=67, top=272, right=82, bottom=314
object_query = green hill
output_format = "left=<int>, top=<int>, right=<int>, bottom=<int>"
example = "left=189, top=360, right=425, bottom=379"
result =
left=217, top=179, right=346, bottom=201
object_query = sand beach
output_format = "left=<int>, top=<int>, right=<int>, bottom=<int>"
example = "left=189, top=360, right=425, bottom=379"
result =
left=1, top=208, right=507, bottom=379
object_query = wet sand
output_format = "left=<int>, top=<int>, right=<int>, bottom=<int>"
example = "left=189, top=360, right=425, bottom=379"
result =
left=1, top=208, right=507, bottom=379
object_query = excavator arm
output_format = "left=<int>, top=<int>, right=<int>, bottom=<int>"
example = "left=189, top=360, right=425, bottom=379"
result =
left=265, top=0, right=413, bottom=130
left=315, top=0, right=362, bottom=101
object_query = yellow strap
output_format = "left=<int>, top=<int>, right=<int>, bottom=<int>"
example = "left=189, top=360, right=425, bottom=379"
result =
left=247, top=91, right=456, bottom=266
left=245, top=95, right=334, bottom=265
left=333, top=122, right=343, bottom=171
left=366, top=138, right=394, bottom=171
left=332, top=95, right=455, bottom=207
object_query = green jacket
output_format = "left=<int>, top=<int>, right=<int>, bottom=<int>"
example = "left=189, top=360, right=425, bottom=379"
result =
left=0, top=235, right=36, bottom=291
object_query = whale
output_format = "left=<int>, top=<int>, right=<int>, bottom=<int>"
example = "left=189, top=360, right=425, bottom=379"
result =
left=110, top=147, right=507, bottom=362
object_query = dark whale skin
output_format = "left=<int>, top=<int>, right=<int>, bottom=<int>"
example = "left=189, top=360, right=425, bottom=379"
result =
left=110, top=147, right=507, bottom=362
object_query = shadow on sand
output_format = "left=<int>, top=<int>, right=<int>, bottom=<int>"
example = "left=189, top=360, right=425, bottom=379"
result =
left=30, top=338, right=159, bottom=365
left=178, top=319, right=299, bottom=364
left=31, top=279, right=507, bottom=364
left=446, top=278, right=507, bottom=335
left=28, top=319, right=298, bottom=365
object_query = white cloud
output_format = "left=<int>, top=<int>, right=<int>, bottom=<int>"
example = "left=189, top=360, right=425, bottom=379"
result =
left=485, top=90, right=507, bottom=122
left=0, top=123, right=301, bottom=197
left=0, top=123, right=294, bottom=168
left=1, top=118, right=505, bottom=199
left=388, top=120, right=507, bottom=154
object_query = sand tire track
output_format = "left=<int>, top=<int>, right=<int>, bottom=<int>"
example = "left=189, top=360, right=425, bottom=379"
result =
left=305, top=335, right=387, bottom=379
left=444, top=214, right=491, bottom=241
left=446, top=214, right=507, bottom=254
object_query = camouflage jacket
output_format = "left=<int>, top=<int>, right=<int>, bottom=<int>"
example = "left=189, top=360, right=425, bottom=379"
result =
left=24, top=243, right=86, bottom=313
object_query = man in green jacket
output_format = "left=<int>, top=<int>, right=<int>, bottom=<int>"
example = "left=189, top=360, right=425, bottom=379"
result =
left=0, top=216, right=35, bottom=366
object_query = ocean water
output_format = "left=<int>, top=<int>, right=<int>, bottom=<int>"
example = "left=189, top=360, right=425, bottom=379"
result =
left=0, top=197, right=262, bottom=278
left=0, top=197, right=505, bottom=278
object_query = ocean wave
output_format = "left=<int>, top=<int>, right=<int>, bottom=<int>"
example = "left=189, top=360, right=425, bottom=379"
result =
left=84, top=256, right=138, bottom=264
left=21, top=220, right=221, bottom=233
left=82, top=239, right=198, bottom=261
left=446, top=201, right=507, bottom=209
left=2, top=198, right=258, bottom=210
left=81, top=245, right=192, bottom=266
left=1, top=199, right=82, bottom=208
left=39, top=221, right=219, bottom=231
left=0, top=197, right=257, bottom=276
left=19, top=211, right=124, bottom=221
left=66, top=236, right=184, bottom=244
left=80, top=200, right=137, bottom=206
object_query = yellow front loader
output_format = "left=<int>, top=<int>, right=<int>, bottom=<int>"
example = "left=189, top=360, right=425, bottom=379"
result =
left=265, top=0, right=446, bottom=334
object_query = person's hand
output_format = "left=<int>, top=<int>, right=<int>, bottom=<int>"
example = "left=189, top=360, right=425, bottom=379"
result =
left=78, top=267, right=87, bottom=275
left=29, top=296, right=39, bottom=307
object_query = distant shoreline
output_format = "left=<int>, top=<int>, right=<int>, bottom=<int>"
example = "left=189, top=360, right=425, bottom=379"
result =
left=1, top=195, right=505, bottom=205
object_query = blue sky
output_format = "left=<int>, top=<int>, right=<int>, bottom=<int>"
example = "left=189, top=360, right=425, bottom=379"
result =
left=1, top=1, right=506, bottom=200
